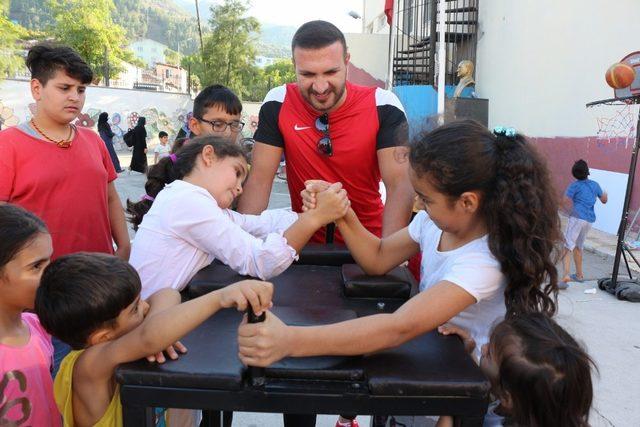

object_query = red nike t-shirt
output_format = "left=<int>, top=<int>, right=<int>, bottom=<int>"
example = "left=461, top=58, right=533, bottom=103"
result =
left=254, top=82, right=407, bottom=243
left=0, top=125, right=117, bottom=259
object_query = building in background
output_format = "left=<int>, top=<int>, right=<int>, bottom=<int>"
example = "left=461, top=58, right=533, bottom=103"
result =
left=255, top=56, right=277, bottom=68
left=367, top=0, right=640, bottom=235
left=129, top=38, right=168, bottom=67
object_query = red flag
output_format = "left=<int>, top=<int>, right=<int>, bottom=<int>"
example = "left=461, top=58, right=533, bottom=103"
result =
left=384, top=0, right=394, bottom=25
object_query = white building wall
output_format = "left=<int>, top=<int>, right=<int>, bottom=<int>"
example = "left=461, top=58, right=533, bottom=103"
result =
left=363, top=0, right=390, bottom=34
left=345, top=33, right=390, bottom=82
left=476, top=0, right=640, bottom=137
left=129, top=39, right=168, bottom=67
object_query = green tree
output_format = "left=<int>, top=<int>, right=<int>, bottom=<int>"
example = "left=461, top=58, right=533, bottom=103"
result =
left=48, top=0, right=133, bottom=81
left=246, top=59, right=295, bottom=101
left=165, top=48, right=182, bottom=67
left=197, top=0, right=260, bottom=99
left=0, top=12, right=28, bottom=80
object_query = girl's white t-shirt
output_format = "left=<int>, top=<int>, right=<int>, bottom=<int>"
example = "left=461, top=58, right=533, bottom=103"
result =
left=408, top=211, right=506, bottom=361
left=130, top=180, right=299, bottom=299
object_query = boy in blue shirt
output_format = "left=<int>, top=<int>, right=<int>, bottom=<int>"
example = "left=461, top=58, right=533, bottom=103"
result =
left=561, top=160, right=608, bottom=286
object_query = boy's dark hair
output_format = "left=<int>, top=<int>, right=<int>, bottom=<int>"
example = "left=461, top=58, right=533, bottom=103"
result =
left=126, top=135, right=249, bottom=230
left=291, top=20, right=347, bottom=56
left=193, top=84, right=242, bottom=120
left=572, top=159, right=589, bottom=180
left=491, top=313, right=595, bottom=427
left=158, top=131, right=168, bottom=139
left=26, top=43, right=93, bottom=86
left=409, top=120, right=561, bottom=317
left=35, top=253, right=141, bottom=350
left=0, top=204, right=48, bottom=272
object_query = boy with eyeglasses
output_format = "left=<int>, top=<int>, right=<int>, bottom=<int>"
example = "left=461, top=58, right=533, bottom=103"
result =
left=187, top=84, right=245, bottom=140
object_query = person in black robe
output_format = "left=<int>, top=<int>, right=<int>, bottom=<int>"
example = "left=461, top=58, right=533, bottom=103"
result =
left=129, top=116, right=148, bottom=173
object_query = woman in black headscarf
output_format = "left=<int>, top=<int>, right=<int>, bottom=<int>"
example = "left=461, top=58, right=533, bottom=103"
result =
left=129, top=116, right=148, bottom=173
left=97, top=112, right=123, bottom=173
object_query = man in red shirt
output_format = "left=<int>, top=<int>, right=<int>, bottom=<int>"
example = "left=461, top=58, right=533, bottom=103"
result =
left=0, top=43, right=130, bottom=261
left=238, top=21, right=414, bottom=243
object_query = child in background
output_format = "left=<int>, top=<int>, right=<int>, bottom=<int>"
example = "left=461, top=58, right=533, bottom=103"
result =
left=0, top=43, right=130, bottom=261
left=438, top=313, right=595, bottom=427
left=0, top=204, right=60, bottom=426
left=561, top=159, right=607, bottom=286
left=239, top=121, right=561, bottom=368
left=171, top=85, right=244, bottom=153
left=154, top=131, right=171, bottom=163
left=127, top=136, right=349, bottom=301
left=35, top=252, right=273, bottom=427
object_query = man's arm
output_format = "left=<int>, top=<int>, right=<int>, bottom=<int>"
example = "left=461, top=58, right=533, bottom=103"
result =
left=378, top=147, right=414, bottom=237
left=107, top=182, right=130, bottom=260
left=236, top=142, right=283, bottom=214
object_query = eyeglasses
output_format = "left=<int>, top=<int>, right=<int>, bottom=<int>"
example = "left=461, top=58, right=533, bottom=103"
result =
left=315, top=114, right=332, bottom=156
left=197, top=117, right=245, bottom=133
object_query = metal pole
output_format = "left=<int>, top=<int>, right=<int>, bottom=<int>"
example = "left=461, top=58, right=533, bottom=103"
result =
left=610, top=110, right=640, bottom=287
left=386, top=0, right=399, bottom=89
left=195, top=0, right=205, bottom=61
left=437, top=0, right=446, bottom=118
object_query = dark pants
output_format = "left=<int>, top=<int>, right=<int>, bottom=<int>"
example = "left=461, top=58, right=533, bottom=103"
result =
left=52, top=336, right=71, bottom=376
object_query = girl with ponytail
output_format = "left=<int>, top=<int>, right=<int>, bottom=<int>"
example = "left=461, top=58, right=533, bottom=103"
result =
left=239, top=120, right=563, bottom=369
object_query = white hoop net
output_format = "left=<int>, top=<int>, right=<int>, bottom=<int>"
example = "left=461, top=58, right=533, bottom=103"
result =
left=588, top=103, right=638, bottom=146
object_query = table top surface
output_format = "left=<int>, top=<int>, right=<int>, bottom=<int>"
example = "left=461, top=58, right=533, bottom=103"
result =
left=116, top=261, right=489, bottom=400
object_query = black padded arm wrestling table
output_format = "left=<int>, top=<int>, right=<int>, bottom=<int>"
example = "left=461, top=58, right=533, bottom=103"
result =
left=116, top=257, right=490, bottom=427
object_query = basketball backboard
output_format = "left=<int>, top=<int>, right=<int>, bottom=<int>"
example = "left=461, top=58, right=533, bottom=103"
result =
left=614, top=51, right=640, bottom=99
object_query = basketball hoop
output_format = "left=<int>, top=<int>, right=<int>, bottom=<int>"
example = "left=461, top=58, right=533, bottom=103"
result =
left=586, top=92, right=640, bottom=300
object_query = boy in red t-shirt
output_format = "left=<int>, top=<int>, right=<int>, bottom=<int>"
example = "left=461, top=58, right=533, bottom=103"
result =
left=0, top=43, right=130, bottom=261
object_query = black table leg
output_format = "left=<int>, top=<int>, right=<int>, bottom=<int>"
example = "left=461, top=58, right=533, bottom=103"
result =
left=455, top=416, right=484, bottom=427
left=200, top=410, right=222, bottom=427
left=122, top=404, right=154, bottom=427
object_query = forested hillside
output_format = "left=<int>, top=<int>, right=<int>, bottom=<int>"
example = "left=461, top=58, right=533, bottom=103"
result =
left=9, top=0, right=199, bottom=54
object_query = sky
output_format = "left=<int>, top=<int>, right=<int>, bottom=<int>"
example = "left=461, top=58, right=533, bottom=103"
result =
left=200, top=0, right=366, bottom=33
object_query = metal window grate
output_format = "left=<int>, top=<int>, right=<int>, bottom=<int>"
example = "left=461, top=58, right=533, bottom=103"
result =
left=392, top=0, right=479, bottom=86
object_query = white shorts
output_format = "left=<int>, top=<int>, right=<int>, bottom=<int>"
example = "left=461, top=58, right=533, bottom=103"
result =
left=564, top=216, right=592, bottom=251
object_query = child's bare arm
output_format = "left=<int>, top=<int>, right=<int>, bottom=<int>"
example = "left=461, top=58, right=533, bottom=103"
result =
left=145, top=289, right=186, bottom=363
left=81, top=280, right=273, bottom=382
left=336, top=209, right=419, bottom=275
left=600, top=191, right=608, bottom=204
left=283, top=182, right=350, bottom=252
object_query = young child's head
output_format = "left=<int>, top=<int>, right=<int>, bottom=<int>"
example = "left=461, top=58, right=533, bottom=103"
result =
left=572, top=159, right=589, bottom=180
left=26, top=43, right=93, bottom=125
left=481, top=313, right=594, bottom=426
left=0, top=204, right=52, bottom=311
left=409, top=120, right=561, bottom=316
left=158, top=131, right=169, bottom=145
left=126, top=135, right=249, bottom=229
left=188, top=85, right=244, bottom=138
left=35, top=253, right=148, bottom=349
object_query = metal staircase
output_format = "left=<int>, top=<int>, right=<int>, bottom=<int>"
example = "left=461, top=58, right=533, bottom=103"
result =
left=392, top=0, right=479, bottom=86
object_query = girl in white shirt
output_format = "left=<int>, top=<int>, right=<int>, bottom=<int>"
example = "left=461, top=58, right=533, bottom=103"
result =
left=127, top=135, right=349, bottom=300
left=238, top=120, right=562, bottom=369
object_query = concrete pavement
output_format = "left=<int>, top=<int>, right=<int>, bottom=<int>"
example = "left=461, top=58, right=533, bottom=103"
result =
left=113, top=153, right=640, bottom=426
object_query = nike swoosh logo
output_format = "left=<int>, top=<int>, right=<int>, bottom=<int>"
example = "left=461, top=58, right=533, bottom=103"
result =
left=294, top=125, right=311, bottom=131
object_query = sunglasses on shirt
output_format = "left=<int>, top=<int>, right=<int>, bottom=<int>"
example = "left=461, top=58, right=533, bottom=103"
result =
left=315, top=114, right=332, bottom=157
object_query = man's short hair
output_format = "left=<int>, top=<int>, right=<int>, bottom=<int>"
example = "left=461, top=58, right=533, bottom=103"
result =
left=291, top=20, right=347, bottom=56
left=572, top=159, right=589, bottom=180
left=35, top=253, right=141, bottom=349
left=193, top=84, right=242, bottom=120
left=26, top=43, right=93, bottom=86
left=159, top=131, right=168, bottom=139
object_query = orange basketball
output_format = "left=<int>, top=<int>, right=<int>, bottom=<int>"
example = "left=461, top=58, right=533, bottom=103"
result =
left=605, top=62, right=636, bottom=89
